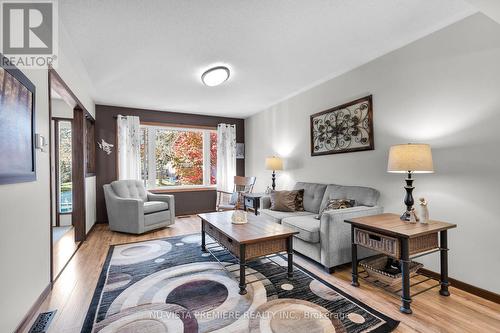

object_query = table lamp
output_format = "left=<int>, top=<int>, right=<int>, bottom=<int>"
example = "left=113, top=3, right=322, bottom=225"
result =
left=387, top=144, right=434, bottom=221
left=265, top=156, right=283, bottom=190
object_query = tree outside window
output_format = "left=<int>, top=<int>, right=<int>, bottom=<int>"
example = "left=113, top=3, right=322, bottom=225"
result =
left=141, top=125, right=216, bottom=188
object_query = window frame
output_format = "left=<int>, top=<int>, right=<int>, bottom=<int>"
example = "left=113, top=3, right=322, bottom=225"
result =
left=140, top=123, right=217, bottom=190
left=53, top=118, right=73, bottom=216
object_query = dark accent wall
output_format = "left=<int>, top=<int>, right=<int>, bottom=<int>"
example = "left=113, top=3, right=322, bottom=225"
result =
left=95, top=104, right=245, bottom=222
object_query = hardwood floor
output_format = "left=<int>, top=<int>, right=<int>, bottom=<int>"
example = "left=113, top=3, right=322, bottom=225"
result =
left=52, top=226, right=80, bottom=279
left=25, top=216, right=500, bottom=333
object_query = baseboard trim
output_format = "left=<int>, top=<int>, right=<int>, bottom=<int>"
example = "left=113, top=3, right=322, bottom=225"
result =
left=14, top=283, right=51, bottom=333
left=418, top=268, right=500, bottom=304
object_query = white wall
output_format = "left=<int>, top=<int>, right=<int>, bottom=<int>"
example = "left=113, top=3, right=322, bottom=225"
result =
left=246, top=13, right=500, bottom=293
left=0, top=23, right=96, bottom=333
left=57, top=24, right=97, bottom=236
left=51, top=98, right=74, bottom=118
left=0, top=70, right=51, bottom=333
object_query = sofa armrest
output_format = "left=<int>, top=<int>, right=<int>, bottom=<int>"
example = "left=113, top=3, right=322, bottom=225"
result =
left=319, top=206, right=383, bottom=267
left=260, top=195, right=271, bottom=209
left=148, top=192, right=175, bottom=218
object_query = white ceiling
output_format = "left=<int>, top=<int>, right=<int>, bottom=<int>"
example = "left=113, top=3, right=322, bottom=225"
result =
left=59, top=0, right=476, bottom=118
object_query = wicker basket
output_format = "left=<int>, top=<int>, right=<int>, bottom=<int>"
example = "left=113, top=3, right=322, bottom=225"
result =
left=359, top=255, right=423, bottom=287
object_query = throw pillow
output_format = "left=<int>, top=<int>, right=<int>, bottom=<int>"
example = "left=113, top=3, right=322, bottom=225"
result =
left=314, top=199, right=356, bottom=219
left=295, top=189, right=305, bottom=211
left=270, top=190, right=299, bottom=212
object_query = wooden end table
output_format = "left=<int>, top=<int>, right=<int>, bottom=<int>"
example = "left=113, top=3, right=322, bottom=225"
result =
left=198, top=211, right=298, bottom=295
left=344, top=213, right=456, bottom=314
left=242, top=193, right=264, bottom=215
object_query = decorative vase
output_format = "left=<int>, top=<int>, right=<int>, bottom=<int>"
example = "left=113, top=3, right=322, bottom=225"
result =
left=418, top=198, right=429, bottom=224
left=231, top=210, right=248, bottom=224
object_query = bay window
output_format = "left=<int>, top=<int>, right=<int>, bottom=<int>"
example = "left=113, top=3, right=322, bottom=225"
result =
left=140, top=124, right=217, bottom=189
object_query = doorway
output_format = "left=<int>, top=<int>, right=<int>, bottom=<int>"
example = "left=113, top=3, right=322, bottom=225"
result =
left=51, top=117, right=78, bottom=278
left=49, top=68, right=94, bottom=281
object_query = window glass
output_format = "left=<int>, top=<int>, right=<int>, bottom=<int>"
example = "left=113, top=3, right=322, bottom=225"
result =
left=141, top=126, right=216, bottom=188
left=58, top=121, right=72, bottom=213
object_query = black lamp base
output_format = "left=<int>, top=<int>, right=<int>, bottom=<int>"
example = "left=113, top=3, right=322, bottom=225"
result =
left=400, top=210, right=411, bottom=221
left=401, top=171, right=414, bottom=222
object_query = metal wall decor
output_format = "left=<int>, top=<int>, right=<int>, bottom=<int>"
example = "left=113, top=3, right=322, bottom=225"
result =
left=310, top=95, right=374, bottom=156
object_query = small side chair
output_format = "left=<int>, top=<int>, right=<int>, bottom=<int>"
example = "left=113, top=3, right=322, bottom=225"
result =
left=216, top=176, right=256, bottom=211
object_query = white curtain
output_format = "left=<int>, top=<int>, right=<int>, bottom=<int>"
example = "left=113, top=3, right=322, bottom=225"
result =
left=117, top=115, right=141, bottom=180
left=216, top=124, right=236, bottom=192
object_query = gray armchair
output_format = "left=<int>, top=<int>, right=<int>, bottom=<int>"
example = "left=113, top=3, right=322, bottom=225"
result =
left=103, top=180, right=175, bottom=234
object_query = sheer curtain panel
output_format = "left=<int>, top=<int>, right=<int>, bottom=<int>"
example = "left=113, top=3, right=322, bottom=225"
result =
left=216, top=124, right=236, bottom=192
left=117, top=115, right=141, bottom=180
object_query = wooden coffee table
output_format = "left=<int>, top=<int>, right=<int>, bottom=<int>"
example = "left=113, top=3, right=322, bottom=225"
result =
left=198, top=211, right=299, bottom=295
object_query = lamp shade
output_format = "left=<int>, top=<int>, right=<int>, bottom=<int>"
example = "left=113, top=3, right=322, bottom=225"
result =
left=265, top=157, right=283, bottom=171
left=387, top=144, right=434, bottom=173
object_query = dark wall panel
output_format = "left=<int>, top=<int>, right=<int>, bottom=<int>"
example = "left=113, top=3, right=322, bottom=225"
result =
left=95, top=104, right=245, bottom=222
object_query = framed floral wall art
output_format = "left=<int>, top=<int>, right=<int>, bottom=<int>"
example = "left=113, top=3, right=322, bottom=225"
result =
left=310, top=95, right=374, bottom=156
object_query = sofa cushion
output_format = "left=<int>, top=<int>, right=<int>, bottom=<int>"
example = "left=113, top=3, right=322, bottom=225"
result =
left=282, top=215, right=321, bottom=243
left=111, top=180, right=148, bottom=201
left=320, top=184, right=379, bottom=213
left=144, top=201, right=169, bottom=214
left=293, top=182, right=327, bottom=214
left=260, top=209, right=314, bottom=224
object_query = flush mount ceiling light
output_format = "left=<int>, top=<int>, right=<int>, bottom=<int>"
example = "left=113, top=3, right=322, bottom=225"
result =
left=201, top=66, right=230, bottom=86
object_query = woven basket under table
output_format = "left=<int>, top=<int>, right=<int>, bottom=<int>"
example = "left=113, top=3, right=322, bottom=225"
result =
left=359, top=255, right=423, bottom=287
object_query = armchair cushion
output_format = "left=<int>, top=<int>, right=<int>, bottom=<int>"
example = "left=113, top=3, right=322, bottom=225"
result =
left=111, top=180, right=148, bottom=201
left=282, top=215, right=320, bottom=243
left=144, top=201, right=169, bottom=214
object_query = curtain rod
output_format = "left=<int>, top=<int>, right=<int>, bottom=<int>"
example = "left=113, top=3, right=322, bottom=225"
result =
left=113, top=115, right=236, bottom=128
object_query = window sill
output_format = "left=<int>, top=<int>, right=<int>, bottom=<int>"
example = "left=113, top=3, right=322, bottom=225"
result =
left=150, top=185, right=217, bottom=193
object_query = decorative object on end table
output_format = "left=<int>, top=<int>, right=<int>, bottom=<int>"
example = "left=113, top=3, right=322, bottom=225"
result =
left=265, top=156, right=283, bottom=190
left=387, top=143, right=434, bottom=221
left=310, top=95, right=374, bottom=156
left=409, top=208, right=419, bottom=223
left=418, top=197, right=429, bottom=224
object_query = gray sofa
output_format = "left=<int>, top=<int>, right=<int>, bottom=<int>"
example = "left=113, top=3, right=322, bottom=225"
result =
left=103, top=180, right=175, bottom=234
left=260, top=182, right=382, bottom=272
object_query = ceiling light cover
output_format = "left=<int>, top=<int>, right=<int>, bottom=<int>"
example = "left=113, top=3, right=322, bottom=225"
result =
left=201, top=66, right=230, bottom=86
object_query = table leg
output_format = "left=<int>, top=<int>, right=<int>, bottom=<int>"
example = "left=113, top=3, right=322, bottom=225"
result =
left=287, top=236, right=294, bottom=278
left=400, top=238, right=412, bottom=314
left=439, top=230, right=450, bottom=296
left=239, top=244, right=247, bottom=295
left=351, top=225, right=359, bottom=287
left=201, top=219, right=206, bottom=252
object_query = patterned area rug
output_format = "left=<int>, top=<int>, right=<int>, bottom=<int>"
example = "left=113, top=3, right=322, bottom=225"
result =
left=82, top=234, right=398, bottom=332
